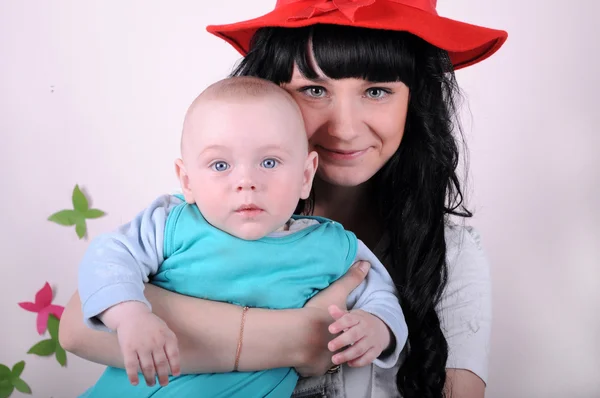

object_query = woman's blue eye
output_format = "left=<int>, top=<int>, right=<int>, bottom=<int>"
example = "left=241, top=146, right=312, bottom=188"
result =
left=261, top=159, right=278, bottom=169
left=303, top=86, right=327, bottom=98
left=212, top=161, right=229, bottom=171
left=366, top=88, right=389, bottom=99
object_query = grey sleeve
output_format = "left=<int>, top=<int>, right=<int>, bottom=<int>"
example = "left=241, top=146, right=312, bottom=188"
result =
left=437, top=226, right=492, bottom=384
left=77, top=194, right=183, bottom=332
left=346, top=239, right=408, bottom=369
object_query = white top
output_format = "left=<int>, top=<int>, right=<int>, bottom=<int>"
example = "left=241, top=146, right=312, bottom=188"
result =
left=439, top=225, right=492, bottom=382
left=343, top=224, right=492, bottom=397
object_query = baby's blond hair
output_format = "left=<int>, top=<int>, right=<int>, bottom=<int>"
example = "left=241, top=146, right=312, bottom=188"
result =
left=181, top=77, right=304, bottom=156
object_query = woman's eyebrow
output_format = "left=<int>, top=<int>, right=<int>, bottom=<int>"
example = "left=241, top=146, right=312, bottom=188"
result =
left=291, top=73, right=327, bottom=84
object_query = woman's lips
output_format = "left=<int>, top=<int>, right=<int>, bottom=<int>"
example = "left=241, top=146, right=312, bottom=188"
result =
left=315, top=146, right=368, bottom=161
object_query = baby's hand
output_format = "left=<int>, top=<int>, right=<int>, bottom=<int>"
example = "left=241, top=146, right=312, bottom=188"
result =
left=326, top=305, right=391, bottom=368
left=105, top=303, right=180, bottom=387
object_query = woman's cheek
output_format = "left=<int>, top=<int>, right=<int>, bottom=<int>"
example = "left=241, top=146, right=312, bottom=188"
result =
left=303, top=113, right=326, bottom=141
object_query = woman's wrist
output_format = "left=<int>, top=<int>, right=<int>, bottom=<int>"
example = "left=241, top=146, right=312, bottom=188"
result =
left=289, top=308, right=317, bottom=368
left=146, top=286, right=321, bottom=372
left=292, top=307, right=336, bottom=375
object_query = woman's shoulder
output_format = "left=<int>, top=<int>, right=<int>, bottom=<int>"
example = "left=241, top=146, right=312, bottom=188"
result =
left=444, top=223, right=489, bottom=274
left=441, top=222, right=491, bottom=312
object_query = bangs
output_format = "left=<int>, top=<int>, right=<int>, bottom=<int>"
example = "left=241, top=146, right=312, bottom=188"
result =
left=236, top=25, right=418, bottom=87
left=299, top=25, right=415, bottom=86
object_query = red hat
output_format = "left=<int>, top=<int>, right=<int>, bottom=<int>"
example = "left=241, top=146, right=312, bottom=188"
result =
left=206, top=0, right=508, bottom=70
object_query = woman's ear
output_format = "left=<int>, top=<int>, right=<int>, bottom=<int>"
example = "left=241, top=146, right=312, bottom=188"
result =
left=174, top=158, right=196, bottom=203
left=300, top=151, right=318, bottom=200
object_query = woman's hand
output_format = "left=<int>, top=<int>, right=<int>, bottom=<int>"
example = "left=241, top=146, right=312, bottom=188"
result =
left=295, top=261, right=371, bottom=377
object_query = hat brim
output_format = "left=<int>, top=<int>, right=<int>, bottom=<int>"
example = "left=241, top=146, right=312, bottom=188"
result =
left=207, top=2, right=507, bottom=70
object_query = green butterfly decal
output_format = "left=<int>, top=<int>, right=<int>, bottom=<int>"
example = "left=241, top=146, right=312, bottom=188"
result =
left=27, top=315, right=67, bottom=367
left=48, top=184, right=105, bottom=239
left=0, top=361, right=32, bottom=397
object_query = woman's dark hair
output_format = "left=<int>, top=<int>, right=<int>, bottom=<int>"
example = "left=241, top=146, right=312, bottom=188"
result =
left=231, top=24, right=472, bottom=398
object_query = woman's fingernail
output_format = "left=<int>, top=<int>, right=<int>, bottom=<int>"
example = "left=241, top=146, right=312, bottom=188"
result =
left=359, top=262, right=370, bottom=273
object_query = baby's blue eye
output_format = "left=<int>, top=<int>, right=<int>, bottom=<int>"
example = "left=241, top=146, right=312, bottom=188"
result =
left=212, top=161, right=229, bottom=171
left=261, top=159, right=278, bottom=169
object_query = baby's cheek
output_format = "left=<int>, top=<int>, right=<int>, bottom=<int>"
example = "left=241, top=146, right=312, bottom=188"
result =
left=271, top=186, right=303, bottom=217
left=195, top=196, right=226, bottom=224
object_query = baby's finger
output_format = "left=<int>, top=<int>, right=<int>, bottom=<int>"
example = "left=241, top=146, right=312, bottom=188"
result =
left=138, top=352, right=157, bottom=387
left=123, top=351, right=140, bottom=386
left=348, top=347, right=377, bottom=368
left=332, top=337, right=369, bottom=365
left=328, top=326, right=364, bottom=352
left=329, top=313, right=360, bottom=334
left=165, top=337, right=181, bottom=377
left=152, top=349, right=170, bottom=387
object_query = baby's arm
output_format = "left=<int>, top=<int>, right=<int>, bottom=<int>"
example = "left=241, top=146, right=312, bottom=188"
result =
left=328, top=239, right=408, bottom=368
left=78, top=194, right=182, bottom=386
left=79, top=194, right=178, bottom=330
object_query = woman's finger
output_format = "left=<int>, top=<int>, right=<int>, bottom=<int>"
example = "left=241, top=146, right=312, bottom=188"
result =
left=306, top=261, right=370, bottom=310
left=335, top=261, right=370, bottom=298
left=328, top=305, right=346, bottom=321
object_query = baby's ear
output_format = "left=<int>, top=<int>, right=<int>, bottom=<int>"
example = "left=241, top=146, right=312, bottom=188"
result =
left=300, top=151, right=318, bottom=200
left=174, top=159, right=196, bottom=204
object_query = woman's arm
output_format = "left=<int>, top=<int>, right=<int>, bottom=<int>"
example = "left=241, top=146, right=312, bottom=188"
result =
left=441, top=226, right=492, bottom=398
left=59, top=262, right=369, bottom=375
left=60, top=286, right=306, bottom=372
left=445, top=369, right=485, bottom=398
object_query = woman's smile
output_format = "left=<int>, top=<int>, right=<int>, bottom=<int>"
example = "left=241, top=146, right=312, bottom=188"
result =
left=315, top=145, right=370, bottom=162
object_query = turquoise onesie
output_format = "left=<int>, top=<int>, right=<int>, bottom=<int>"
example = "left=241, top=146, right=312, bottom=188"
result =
left=81, top=198, right=358, bottom=398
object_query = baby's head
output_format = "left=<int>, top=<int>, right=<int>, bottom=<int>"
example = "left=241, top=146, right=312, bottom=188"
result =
left=175, top=76, right=318, bottom=240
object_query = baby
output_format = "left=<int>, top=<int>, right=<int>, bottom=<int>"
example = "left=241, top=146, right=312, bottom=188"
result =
left=78, top=77, right=407, bottom=398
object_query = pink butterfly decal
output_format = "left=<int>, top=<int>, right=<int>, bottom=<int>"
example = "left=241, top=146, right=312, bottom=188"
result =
left=18, top=282, right=65, bottom=335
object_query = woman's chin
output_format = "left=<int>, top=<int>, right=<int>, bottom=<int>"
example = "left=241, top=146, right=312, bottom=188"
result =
left=317, top=167, right=376, bottom=188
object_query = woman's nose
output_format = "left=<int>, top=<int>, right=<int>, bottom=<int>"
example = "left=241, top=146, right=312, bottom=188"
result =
left=326, top=98, right=361, bottom=141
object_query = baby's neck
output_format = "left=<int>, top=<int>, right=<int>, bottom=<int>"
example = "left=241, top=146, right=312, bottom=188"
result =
left=274, top=219, right=292, bottom=233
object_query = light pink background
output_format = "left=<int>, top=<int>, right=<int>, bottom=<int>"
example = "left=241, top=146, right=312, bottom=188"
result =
left=1, top=1, right=598, bottom=397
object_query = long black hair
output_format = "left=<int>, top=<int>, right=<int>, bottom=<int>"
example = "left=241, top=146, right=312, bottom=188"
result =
left=231, top=24, right=472, bottom=398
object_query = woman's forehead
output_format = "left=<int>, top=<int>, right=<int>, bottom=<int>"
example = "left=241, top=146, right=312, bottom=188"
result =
left=289, top=64, right=406, bottom=87
left=290, top=64, right=321, bottom=81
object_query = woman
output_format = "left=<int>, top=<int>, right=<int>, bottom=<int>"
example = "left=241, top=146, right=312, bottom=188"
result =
left=59, top=1, right=507, bottom=397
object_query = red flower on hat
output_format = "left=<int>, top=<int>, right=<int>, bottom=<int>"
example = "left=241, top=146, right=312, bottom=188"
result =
left=287, top=0, right=376, bottom=22
left=18, top=282, right=65, bottom=335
